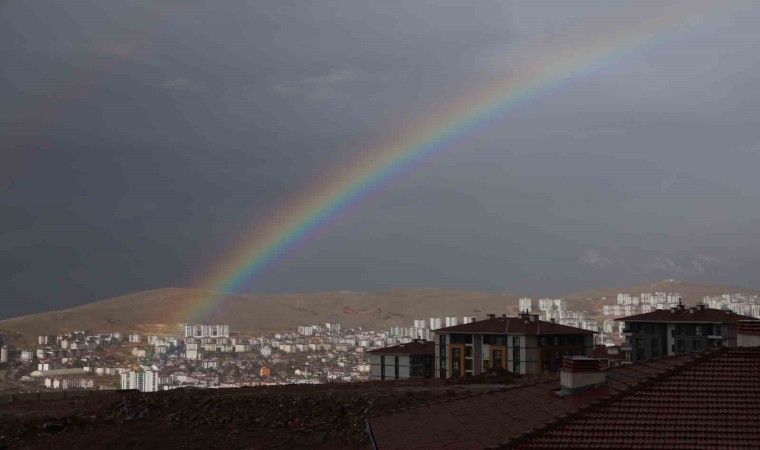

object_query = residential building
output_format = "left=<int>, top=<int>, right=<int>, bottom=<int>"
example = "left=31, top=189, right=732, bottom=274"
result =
left=433, top=313, right=594, bottom=378
left=121, top=369, right=159, bottom=392
left=616, top=302, right=755, bottom=362
left=184, top=324, right=230, bottom=338
left=367, top=340, right=435, bottom=381
left=367, top=324, right=760, bottom=449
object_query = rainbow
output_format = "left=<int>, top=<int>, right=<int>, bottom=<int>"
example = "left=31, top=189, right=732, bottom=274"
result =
left=188, top=2, right=720, bottom=321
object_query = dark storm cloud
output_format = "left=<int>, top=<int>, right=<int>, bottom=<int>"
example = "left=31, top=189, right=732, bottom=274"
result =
left=2, top=1, right=760, bottom=317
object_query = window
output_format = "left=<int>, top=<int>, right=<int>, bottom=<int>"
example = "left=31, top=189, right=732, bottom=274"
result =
left=484, top=334, right=507, bottom=345
left=439, top=335, right=447, bottom=379
left=512, top=337, right=521, bottom=373
left=493, top=349, right=503, bottom=369
left=380, top=356, right=385, bottom=380
left=677, top=340, right=685, bottom=353
left=636, top=338, right=645, bottom=349
left=451, top=347, right=461, bottom=378
left=394, top=356, right=399, bottom=380
left=651, top=339, right=659, bottom=358
left=693, top=340, right=702, bottom=351
left=450, top=334, right=467, bottom=344
left=695, top=326, right=703, bottom=336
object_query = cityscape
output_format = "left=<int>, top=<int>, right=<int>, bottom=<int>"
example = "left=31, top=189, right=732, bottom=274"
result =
left=2, top=290, right=759, bottom=394
left=3, top=1, right=760, bottom=448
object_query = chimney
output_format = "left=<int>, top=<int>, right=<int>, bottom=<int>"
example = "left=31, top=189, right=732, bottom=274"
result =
left=689, top=307, right=695, bottom=314
left=487, top=314, right=496, bottom=320
left=531, top=314, right=539, bottom=323
left=550, top=318, right=556, bottom=324
left=560, top=357, right=605, bottom=395
left=699, top=303, right=706, bottom=311
left=737, top=320, right=760, bottom=347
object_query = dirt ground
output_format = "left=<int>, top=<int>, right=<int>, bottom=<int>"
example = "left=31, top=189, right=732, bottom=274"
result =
left=0, top=380, right=520, bottom=450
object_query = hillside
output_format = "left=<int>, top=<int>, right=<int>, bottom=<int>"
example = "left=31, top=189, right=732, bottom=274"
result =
left=0, top=288, right=524, bottom=342
left=1, top=280, right=758, bottom=342
left=561, top=279, right=760, bottom=311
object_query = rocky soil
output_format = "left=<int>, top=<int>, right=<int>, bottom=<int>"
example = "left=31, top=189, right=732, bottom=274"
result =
left=0, top=380, right=516, bottom=449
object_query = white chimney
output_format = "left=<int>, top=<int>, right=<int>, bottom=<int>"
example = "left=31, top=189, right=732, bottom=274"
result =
left=560, top=357, right=605, bottom=395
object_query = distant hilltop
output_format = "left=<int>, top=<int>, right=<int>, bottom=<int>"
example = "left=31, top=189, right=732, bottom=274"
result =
left=0, top=280, right=758, bottom=344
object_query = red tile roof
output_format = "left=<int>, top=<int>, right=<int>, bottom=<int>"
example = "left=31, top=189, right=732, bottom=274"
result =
left=367, top=341, right=434, bottom=356
left=366, top=352, right=695, bottom=449
left=435, top=316, right=593, bottom=336
left=615, top=306, right=755, bottom=323
left=510, top=347, right=760, bottom=449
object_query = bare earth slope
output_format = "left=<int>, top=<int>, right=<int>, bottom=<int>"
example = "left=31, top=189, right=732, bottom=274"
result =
left=2, top=280, right=758, bottom=342
left=0, top=288, right=523, bottom=341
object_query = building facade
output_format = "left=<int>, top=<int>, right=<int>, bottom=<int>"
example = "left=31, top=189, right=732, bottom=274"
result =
left=121, top=370, right=159, bottom=392
left=616, top=303, right=755, bottom=362
left=368, top=340, right=434, bottom=381
left=433, top=313, right=594, bottom=378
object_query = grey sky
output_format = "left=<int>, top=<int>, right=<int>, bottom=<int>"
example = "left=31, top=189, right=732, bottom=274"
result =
left=2, top=1, right=760, bottom=318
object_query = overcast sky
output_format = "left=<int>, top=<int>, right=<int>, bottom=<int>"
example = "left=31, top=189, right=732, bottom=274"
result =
left=2, top=1, right=760, bottom=318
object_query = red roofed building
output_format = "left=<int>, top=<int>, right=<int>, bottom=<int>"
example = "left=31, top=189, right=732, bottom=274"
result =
left=366, top=322, right=760, bottom=449
left=433, top=313, right=594, bottom=378
left=615, top=302, right=755, bottom=362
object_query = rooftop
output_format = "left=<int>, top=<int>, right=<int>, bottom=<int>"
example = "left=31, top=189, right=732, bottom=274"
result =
left=367, top=341, right=434, bottom=356
left=434, top=315, right=594, bottom=336
left=366, top=352, right=696, bottom=449
left=615, top=305, right=755, bottom=323
left=510, top=347, right=760, bottom=449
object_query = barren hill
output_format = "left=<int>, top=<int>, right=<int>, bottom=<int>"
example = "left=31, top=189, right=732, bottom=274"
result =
left=1, top=280, right=758, bottom=343
left=0, top=288, right=523, bottom=342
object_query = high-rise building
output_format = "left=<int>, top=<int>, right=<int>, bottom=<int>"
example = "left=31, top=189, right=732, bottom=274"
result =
left=121, top=370, right=159, bottom=392
left=184, top=324, right=230, bottom=338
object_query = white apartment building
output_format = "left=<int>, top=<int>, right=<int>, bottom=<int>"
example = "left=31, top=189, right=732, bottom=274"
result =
left=538, top=298, right=567, bottom=312
left=121, top=370, right=159, bottom=392
left=519, top=298, right=532, bottom=313
left=184, top=324, right=230, bottom=338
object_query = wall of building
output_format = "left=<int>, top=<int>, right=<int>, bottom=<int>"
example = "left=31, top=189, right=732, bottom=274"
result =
left=369, top=354, right=411, bottom=380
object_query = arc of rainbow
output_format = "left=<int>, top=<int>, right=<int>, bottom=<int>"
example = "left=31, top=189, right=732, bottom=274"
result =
left=186, top=2, right=720, bottom=322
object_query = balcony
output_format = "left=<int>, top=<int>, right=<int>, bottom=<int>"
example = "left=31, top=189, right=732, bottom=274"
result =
left=707, top=335, right=723, bottom=340
left=620, top=344, right=632, bottom=352
left=622, top=328, right=633, bottom=337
